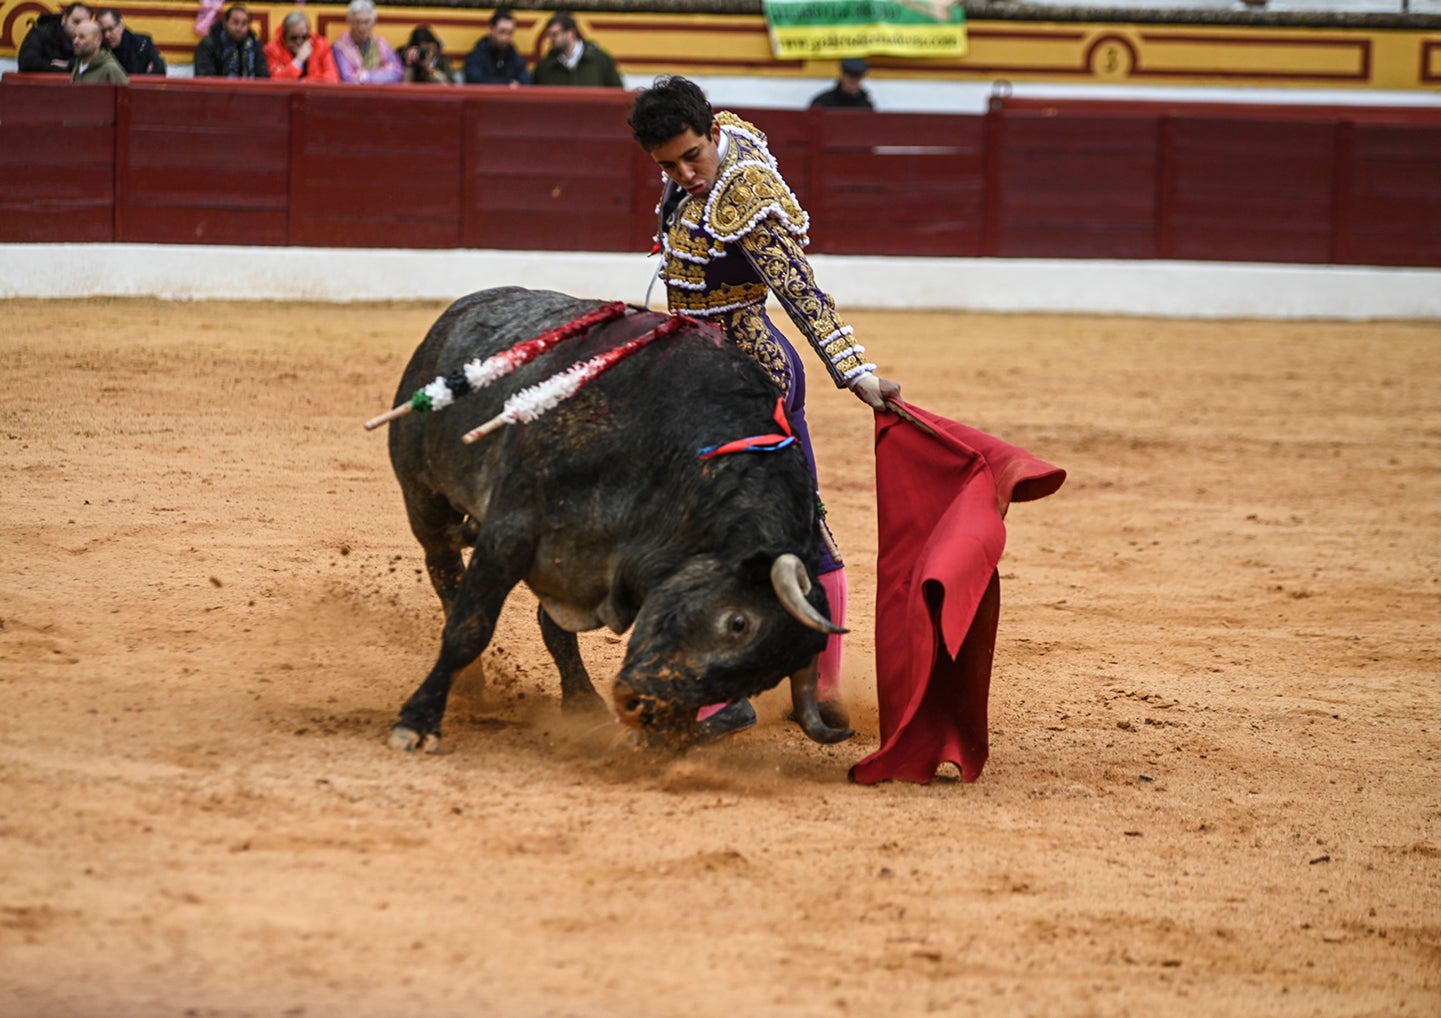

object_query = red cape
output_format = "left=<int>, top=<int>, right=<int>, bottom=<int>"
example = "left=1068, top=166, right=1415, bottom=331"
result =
left=849, top=401, right=1065, bottom=785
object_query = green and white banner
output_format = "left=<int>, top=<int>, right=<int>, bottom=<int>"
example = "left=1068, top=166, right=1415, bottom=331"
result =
left=762, top=0, right=967, bottom=61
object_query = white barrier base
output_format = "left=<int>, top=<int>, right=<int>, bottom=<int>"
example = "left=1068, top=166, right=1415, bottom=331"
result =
left=3, top=243, right=1439, bottom=320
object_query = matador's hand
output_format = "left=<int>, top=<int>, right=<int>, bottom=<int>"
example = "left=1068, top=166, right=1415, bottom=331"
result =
left=849, top=372, right=902, bottom=411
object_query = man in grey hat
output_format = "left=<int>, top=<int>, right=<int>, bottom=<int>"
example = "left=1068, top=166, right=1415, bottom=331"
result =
left=808, top=57, right=875, bottom=110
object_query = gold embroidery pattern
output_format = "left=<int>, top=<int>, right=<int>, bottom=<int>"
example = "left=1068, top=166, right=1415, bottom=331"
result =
left=715, top=305, right=792, bottom=396
left=715, top=110, right=766, bottom=150
left=665, top=281, right=768, bottom=315
left=738, top=221, right=869, bottom=387
left=708, top=163, right=809, bottom=245
left=658, top=113, right=807, bottom=268
left=664, top=197, right=724, bottom=264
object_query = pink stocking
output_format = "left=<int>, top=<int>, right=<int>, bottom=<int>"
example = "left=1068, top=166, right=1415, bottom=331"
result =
left=817, top=567, right=848, bottom=702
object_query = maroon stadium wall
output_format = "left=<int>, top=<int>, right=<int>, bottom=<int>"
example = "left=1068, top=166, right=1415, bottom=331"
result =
left=2, top=75, right=1438, bottom=269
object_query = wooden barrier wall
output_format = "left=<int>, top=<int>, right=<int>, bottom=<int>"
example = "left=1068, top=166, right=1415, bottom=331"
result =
left=2, top=75, right=1439, bottom=268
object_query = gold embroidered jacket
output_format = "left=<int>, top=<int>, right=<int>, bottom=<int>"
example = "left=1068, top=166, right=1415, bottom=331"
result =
left=655, top=112, right=875, bottom=391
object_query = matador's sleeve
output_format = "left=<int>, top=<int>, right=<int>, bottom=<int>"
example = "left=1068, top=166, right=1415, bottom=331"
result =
left=736, top=218, right=876, bottom=388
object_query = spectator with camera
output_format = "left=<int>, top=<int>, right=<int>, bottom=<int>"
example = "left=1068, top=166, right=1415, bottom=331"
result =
left=401, top=25, right=456, bottom=84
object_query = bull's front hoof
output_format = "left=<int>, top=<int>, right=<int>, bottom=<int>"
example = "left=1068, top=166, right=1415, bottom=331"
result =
left=389, top=725, right=442, bottom=754
left=808, top=723, right=855, bottom=745
left=561, top=686, right=608, bottom=717
left=786, top=700, right=852, bottom=731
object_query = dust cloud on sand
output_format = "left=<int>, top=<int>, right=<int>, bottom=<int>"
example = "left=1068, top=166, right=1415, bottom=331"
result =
left=1, top=298, right=1438, bottom=1017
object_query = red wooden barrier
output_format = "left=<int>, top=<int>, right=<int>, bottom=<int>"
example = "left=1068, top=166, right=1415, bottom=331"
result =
left=461, top=87, right=637, bottom=253
left=1000, top=94, right=1441, bottom=268
left=2, top=76, right=1438, bottom=270
left=1334, top=122, right=1441, bottom=267
left=118, top=80, right=290, bottom=246
left=1162, top=116, right=1337, bottom=264
left=804, top=109, right=987, bottom=257
left=292, top=86, right=465, bottom=249
left=990, top=109, right=1160, bottom=259
left=0, top=78, right=115, bottom=242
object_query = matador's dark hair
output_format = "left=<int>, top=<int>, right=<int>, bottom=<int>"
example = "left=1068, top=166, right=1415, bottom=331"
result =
left=628, top=75, right=715, bottom=151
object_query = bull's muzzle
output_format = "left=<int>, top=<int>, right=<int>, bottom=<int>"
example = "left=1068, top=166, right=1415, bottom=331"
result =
left=611, top=678, right=699, bottom=746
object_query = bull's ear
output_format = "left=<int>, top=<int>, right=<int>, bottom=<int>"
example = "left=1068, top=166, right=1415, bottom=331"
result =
left=736, top=550, right=778, bottom=587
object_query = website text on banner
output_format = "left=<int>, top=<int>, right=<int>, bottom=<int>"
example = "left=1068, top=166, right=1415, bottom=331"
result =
left=762, top=0, right=967, bottom=60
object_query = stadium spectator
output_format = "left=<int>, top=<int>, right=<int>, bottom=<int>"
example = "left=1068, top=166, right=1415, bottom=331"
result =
left=70, top=18, right=127, bottom=83
left=809, top=58, right=875, bottom=110
left=265, top=10, right=338, bottom=82
left=96, top=8, right=165, bottom=76
left=400, top=25, right=456, bottom=84
left=463, top=7, right=530, bottom=86
left=532, top=11, right=622, bottom=88
left=194, top=4, right=268, bottom=78
left=333, top=0, right=403, bottom=84
left=18, top=2, right=91, bottom=73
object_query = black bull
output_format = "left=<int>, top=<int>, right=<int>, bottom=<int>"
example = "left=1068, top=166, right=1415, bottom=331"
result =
left=385, top=286, right=854, bottom=752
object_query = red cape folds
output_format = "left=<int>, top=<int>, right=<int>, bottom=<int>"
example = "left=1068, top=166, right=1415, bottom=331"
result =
left=849, top=401, right=1066, bottom=785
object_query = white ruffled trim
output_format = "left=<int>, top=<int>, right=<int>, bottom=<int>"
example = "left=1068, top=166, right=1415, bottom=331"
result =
left=722, top=120, right=779, bottom=171
left=841, top=362, right=877, bottom=383
left=502, top=357, right=599, bottom=426
left=422, top=377, right=454, bottom=410
left=704, top=152, right=810, bottom=245
left=655, top=123, right=809, bottom=274
left=664, top=291, right=765, bottom=316
left=663, top=239, right=725, bottom=265
left=462, top=351, right=518, bottom=389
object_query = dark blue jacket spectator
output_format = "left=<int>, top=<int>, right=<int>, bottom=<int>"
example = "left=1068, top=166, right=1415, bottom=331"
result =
left=98, top=9, right=167, bottom=76
left=463, top=7, right=530, bottom=85
left=194, top=4, right=268, bottom=79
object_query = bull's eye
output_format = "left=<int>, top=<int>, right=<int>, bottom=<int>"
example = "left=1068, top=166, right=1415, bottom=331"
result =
left=726, top=612, right=749, bottom=636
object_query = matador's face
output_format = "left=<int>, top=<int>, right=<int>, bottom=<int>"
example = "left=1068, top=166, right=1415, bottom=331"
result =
left=648, top=121, right=723, bottom=199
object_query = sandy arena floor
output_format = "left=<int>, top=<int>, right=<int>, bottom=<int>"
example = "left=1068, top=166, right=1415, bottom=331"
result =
left=1, top=297, right=1438, bottom=1017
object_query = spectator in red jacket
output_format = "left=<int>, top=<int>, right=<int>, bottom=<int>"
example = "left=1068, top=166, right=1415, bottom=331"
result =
left=265, top=10, right=338, bottom=82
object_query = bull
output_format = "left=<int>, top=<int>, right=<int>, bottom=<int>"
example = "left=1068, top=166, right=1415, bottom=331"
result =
left=384, top=286, right=854, bottom=753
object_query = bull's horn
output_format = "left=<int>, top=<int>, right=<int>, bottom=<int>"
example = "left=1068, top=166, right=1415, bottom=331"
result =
left=790, top=658, right=854, bottom=744
left=771, top=555, right=847, bottom=635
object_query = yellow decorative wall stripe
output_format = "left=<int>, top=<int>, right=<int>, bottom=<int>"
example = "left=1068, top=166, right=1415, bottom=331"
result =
left=2, top=2, right=1437, bottom=90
